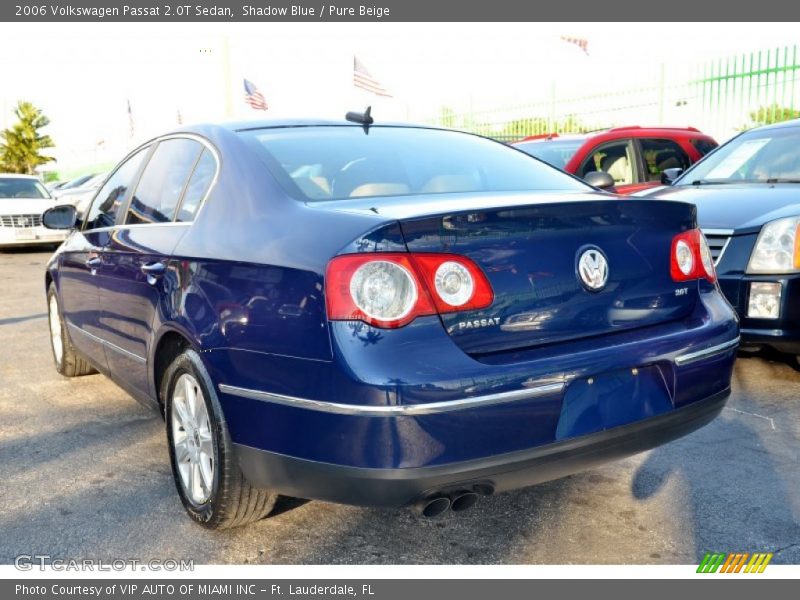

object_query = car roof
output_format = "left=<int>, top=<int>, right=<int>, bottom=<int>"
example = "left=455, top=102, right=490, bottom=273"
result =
left=515, top=126, right=712, bottom=145
left=171, top=118, right=445, bottom=136
left=515, top=134, right=590, bottom=144
left=748, top=118, right=800, bottom=132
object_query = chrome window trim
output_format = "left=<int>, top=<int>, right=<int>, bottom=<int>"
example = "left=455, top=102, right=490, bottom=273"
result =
left=674, top=337, right=740, bottom=366
left=218, top=381, right=566, bottom=417
left=66, top=322, right=146, bottom=364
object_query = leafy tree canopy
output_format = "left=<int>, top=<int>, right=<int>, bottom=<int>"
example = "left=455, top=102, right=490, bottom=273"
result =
left=0, top=101, right=56, bottom=174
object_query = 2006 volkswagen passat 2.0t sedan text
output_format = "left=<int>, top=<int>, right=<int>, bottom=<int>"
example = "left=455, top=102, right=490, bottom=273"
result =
left=41, top=117, right=740, bottom=528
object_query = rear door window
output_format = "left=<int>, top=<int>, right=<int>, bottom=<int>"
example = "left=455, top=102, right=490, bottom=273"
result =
left=125, top=138, right=202, bottom=225
left=639, top=138, right=691, bottom=182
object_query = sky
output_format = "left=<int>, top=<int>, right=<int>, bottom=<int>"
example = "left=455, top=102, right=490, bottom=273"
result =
left=1, top=22, right=799, bottom=176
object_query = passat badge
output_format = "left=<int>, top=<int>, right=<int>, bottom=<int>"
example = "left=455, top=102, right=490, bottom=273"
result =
left=577, top=247, right=609, bottom=291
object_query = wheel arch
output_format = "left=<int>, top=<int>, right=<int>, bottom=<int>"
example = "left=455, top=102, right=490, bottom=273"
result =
left=151, top=326, right=197, bottom=414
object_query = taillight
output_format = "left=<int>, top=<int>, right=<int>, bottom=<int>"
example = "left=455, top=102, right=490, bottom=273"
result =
left=671, top=229, right=716, bottom=283
left=326, top=253, right=494, bottom=328
left=410, top=254, right=494, bottom=314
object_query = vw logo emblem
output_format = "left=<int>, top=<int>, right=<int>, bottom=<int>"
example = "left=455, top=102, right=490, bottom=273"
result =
left=577, top=247, right=609, bottom=291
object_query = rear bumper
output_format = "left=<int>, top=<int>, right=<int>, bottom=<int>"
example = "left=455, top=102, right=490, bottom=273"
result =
left=234, top=387, right=730, bottom=508
left=209, top=287, right=738, bottom=470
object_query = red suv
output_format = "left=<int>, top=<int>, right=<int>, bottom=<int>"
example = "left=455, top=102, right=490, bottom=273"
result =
left=513, top=126, right=718, bottom=195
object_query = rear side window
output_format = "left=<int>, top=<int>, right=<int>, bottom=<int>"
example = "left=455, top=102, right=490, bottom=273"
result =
left=578, top=140, right=635, bottom=185
left=84, top=148, right=148, bottom=230
left=690, top=138, right=719, bottom=156
left=125, top=138, right=202, bottom=225
left=176, top=149, right=216, bottom=222
left=640, top=138, right=691, bottom=182
left=238, top=125, right=589, bottom=202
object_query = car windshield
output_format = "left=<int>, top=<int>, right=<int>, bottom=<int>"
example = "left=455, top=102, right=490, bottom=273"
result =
left=676, top=125, right=800, bottom=185
left=513, top=139, right=585, bottom=169
left=0, top=178, right=49, bottom=199
left=239, top=125, right=589, bottom=202
left=60, top=174, right=95, bottom=190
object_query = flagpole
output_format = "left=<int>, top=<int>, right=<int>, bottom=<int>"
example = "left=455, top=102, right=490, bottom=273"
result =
left=222, top=34, right=233, bottom=118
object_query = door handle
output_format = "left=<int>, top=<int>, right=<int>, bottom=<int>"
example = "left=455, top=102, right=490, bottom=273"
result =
left=141, top=262, right=166, bottom=285
left=85, top=256, right=101, bottom=270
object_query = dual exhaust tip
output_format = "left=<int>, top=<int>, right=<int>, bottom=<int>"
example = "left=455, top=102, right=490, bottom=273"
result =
left=419, top=485, right=492, bottom=517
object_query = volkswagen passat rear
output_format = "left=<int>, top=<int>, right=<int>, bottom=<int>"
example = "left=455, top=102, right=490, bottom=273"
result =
left=43, top=118, right=739, bottom=527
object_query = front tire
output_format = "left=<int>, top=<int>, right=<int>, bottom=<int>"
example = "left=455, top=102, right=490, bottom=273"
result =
left=163, top=349, right=277, bottom=529
left=47, top=283, right=95, bottom=377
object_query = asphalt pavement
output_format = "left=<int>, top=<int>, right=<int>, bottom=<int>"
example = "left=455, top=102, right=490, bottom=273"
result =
left=1, top=248, right=798, bottom=565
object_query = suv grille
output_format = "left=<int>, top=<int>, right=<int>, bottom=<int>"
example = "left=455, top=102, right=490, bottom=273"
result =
left=702, top=229, right=733, bottom=265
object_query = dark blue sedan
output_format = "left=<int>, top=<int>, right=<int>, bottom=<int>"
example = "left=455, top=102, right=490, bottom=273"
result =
left=42, top=118, right=739, bottom=528
left=644, top=119, right=800, bottom=360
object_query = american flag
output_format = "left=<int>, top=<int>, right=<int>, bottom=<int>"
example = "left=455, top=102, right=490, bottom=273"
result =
left=560, top=35, right=589, bottom=55
left=244, top=78, right=268, bottom=111
left=353, top=57, right=392, bottom=98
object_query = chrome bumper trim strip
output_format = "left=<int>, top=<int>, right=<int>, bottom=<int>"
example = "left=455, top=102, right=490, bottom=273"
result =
left=674, top=337, right=740, bottom=366
left=218, top=381, right=565, bottom=416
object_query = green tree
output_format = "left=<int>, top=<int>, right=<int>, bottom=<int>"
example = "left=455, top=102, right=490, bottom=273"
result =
left=0, top=101, right=55, bottom=174
left=746, top=104, right=800, bottom=128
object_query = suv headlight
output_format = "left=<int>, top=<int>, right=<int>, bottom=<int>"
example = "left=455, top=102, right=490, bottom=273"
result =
left=746, top=216, right=800, bottom=274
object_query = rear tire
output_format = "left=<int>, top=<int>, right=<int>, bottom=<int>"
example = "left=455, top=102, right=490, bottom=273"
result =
left=163, top=349, right=277, bottom=529
left=47, top=283, right=95, bottom=377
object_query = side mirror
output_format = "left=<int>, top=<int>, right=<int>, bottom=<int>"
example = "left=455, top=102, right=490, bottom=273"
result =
left=42, top=205, right=78, bottom=230
left=661, top=167, right=684, bottom=185
left=583, top=171, right=616, bottom=191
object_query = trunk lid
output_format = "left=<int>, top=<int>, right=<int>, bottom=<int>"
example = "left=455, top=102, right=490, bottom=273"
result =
left=399, top=194, right=697, bottom=354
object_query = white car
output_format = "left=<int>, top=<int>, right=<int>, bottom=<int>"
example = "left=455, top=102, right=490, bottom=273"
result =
left=0, top=174, right=70, bottom=248
left=53, top=172, right=107, bottom=216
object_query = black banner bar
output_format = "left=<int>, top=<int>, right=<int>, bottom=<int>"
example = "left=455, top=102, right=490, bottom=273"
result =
left=2, top=0, right=799, bottom=22
left=4, top=579, right=798, bottom=600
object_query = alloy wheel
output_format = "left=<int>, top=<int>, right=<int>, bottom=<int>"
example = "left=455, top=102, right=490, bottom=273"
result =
left=171, top=373, right=215, bottom=504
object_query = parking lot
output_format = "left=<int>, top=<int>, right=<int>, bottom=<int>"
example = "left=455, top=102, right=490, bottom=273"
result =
left=0, top=248, right=798, bottom=565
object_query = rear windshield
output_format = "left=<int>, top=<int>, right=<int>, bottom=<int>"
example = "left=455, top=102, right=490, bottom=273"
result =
left=513, top=139, right=585, bottom=169
left=238, top=126, right=589, bottom=202
left=0, top=178, right=49, bottom=199
left=690, top=138, right=718, bottom=156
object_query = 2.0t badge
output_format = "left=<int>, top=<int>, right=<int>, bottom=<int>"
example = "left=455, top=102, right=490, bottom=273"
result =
left=577, top=247, right=609, bottom=291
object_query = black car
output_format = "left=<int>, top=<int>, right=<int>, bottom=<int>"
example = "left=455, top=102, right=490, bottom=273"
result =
left=644, top=119, right=800, bottom=360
